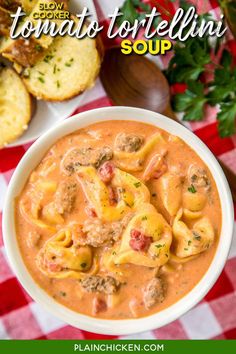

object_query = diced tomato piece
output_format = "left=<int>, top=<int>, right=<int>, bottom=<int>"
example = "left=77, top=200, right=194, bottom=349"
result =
left=143, top=153, right=167, bottom=182
left=98, top=161, right=115, bottom=183
left=130, top=229, right=141, bottom=239
left=92, top=297, right=107, bottom=314
left=85, top=206, right=97, bottom=218
left=71, top=224, right=87, bottom=247
left=129, top=229, right=152, bottom=252
left=152, top=165, right=167, bottom=179
left=47, top=262, right=62, bottom=272
left=108, top=186, right=118, bottom=206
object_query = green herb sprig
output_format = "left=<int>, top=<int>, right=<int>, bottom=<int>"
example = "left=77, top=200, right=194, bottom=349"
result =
left=117, top=0, right=152, bottom=26
left=172, top=49, right=236, bottom=137
left=118, top=0, right=236, bottom=137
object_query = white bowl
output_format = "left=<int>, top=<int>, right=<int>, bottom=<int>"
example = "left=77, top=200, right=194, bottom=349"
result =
left=3, top=107, right=234, bottom=335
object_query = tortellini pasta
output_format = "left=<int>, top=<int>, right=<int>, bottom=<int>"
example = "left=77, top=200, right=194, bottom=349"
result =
left=114, top=133, right=167, bottom=171
left=188, top=164, right=210, bottom=190
left=77, top=166, right=150, bottom=222
left=182, top=191, right=206, bottom=212
left=42, top=202, right=64, bottom=225
left=156, top=173, right=208, bottom=219
left=156, top=172, right=183, bottom=217
left=36, top=229, right=97, bottom=279
left=35, top=180, right=57, bottom=194
left=112, top=168, right=150, bottom=208
left=182, top=209, right=203, bottom=220
left=19, top=199, right=56, bottom=233
left=112, top=204, right=172, bottom=268
left=19, top=176, right=63, bottom=232
left=173, top=209, right=214, bottom=258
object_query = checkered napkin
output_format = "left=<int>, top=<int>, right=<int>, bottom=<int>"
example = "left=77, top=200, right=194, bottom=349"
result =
left=0, top=0, right=235, bottom=340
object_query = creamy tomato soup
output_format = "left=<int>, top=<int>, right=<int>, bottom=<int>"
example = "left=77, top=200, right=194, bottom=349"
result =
left=15, top=121, right=221, bottom=319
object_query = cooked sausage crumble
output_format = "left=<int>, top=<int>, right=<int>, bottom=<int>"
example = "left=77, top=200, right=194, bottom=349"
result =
left=81, top=275, right=120, bottom=295
left=115, top=133, right=144, bottom=153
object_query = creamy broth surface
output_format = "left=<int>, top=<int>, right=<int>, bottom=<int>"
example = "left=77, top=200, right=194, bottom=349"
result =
left=16, top=121, right=221, bottom=319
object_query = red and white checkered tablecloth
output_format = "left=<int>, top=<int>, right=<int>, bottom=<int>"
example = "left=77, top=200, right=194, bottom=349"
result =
left=0, top=0, right=236, bottom=340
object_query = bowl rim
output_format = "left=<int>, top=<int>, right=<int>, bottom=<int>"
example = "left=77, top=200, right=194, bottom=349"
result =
left=2, top=106, right=234, bottom=335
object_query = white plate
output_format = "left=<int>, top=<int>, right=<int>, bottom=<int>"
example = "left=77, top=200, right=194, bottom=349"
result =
left=9, top=0, right=97, bottom=147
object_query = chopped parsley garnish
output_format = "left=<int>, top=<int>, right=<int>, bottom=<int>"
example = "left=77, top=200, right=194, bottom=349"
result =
left=134, top=182, right=141, bottom=188
left=155, top=244, right=163, bottom=248
left=112, top=251, right=117, bottom=256
left=184, top=248, right=188, bottom=251
left=53, top=65, right=57, bottom=74
left=142, top=216, right=147, bottom=221
left=44, top=54, right=54, bottom=63
left=35, top=44, right=42, bottom=52
left=193, top=231, right=202, bottom=241
left=38, top=77, right=45, bottom=83
left=59, top=291, right=66, bottom=297
left=65, top=62, right=72, bottom=67
left=125, top=200, right=134, bottom=207
left=193, top=235, right=201, bottom=241
left=188, top=240, right=192, bottom=246
left=80, top=263, right=87, bottom=269
left=56, top=80, right=60, bottom=88
left=188, top=184, right=197, bottom=193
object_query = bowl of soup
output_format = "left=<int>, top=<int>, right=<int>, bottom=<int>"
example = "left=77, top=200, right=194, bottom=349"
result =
left=3, top=107, right=234, bottom=335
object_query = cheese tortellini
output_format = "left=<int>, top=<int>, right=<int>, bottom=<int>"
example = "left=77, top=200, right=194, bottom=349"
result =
left=156, top=172, right=183, bottom=217
left=173, top=209, right=214, bottom=258
left=112, top=204, right=172, bottom=268
left=19, top=199, right=57, bottom=233
left=77, top=166, right=150, bottom=222
left=182, top=191, right=206, bottom=212
left=114, top=133, right=167, bottom=171
left=36, top=229, right=96, bottom=279
left=156, top=174, right=208, bottom=220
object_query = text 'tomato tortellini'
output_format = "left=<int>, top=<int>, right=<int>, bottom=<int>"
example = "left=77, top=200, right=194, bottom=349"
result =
left=15, top=120, right=221, bottom=319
